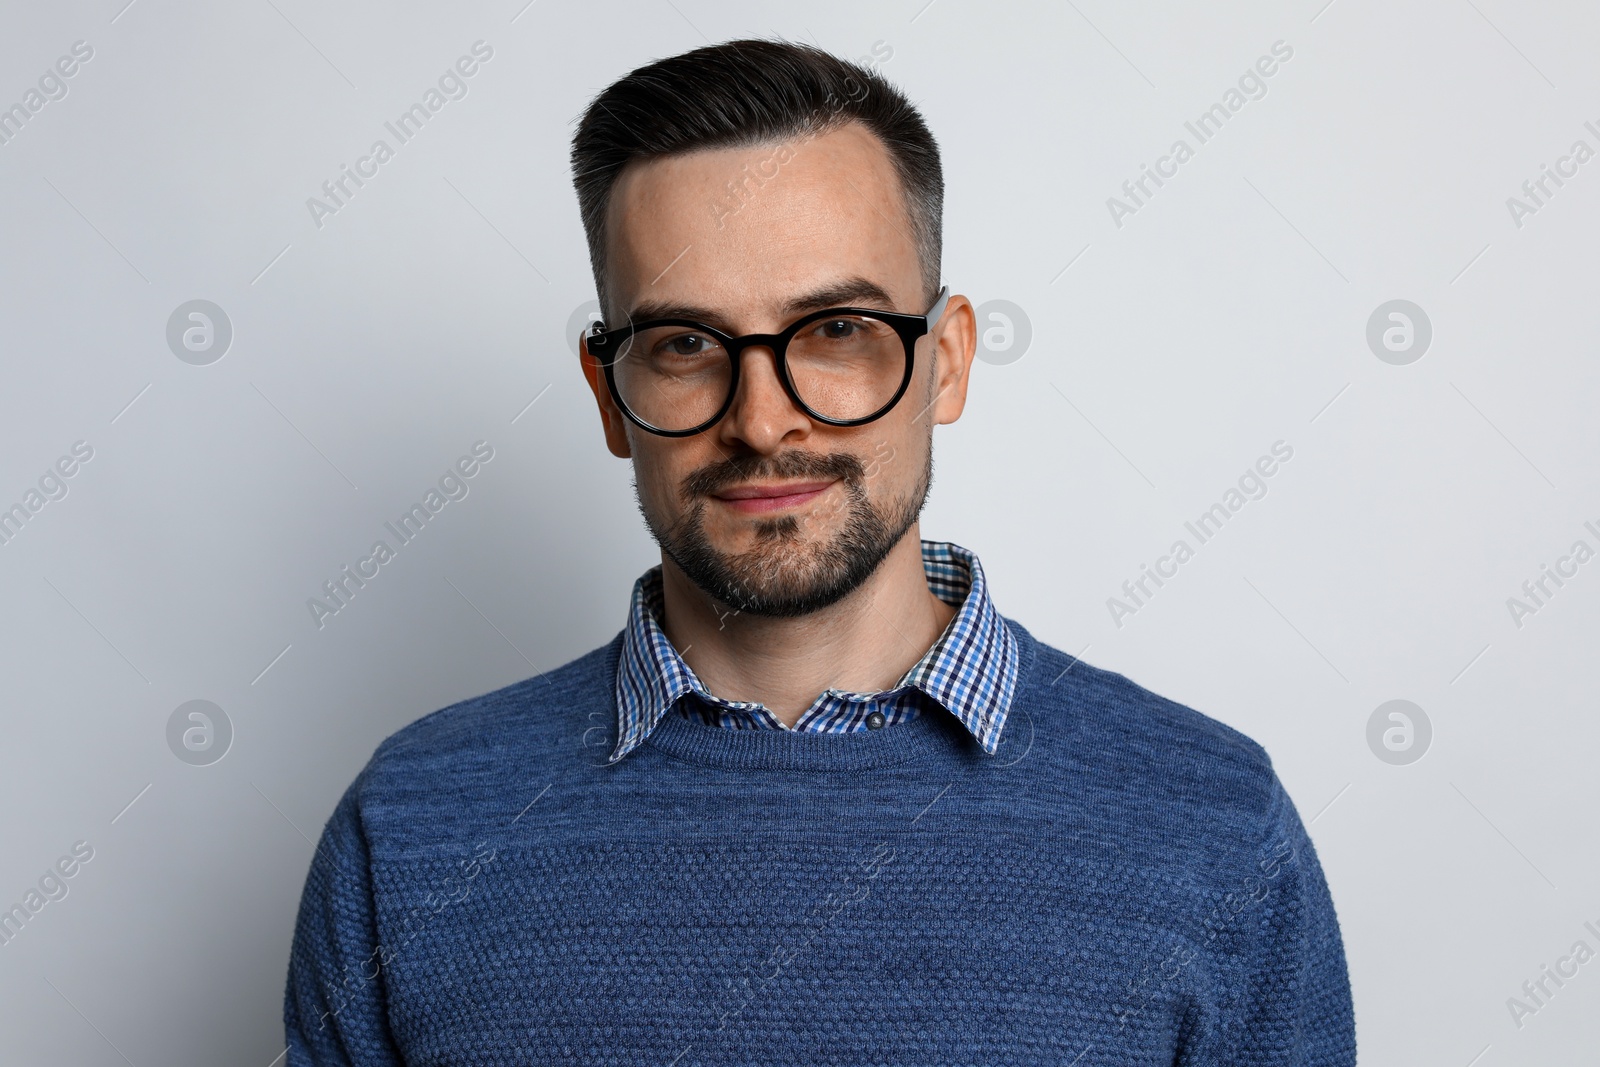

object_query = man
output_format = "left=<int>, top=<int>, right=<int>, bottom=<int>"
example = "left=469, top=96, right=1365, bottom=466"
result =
left=285, top=38, right=1356, bottom=1064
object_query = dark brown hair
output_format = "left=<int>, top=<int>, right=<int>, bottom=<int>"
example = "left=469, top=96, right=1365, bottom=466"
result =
left=570, top=37, right=943, bottom=320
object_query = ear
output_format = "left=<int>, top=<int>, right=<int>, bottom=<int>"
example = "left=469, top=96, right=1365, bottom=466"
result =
left=926, top=293, right=977, bottom=426
left=579, top=336, right=633, bottom=459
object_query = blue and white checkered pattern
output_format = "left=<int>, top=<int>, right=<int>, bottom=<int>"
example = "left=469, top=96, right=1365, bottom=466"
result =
left=608, top=540, right=1020, bottom=764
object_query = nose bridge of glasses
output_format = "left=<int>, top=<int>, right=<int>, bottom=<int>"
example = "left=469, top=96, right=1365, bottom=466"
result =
left=726, top=332, right=794, bottom=409
left=736, top=331, right=848, bottom=438
left=725, top=329, right=787, bottom=356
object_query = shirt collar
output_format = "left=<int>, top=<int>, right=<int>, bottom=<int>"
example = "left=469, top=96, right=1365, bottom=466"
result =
left=608, top=539, right=1019, bottom=764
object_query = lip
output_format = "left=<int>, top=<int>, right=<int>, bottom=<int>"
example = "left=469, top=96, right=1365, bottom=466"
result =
left=711, top=480, right=836, bottom=513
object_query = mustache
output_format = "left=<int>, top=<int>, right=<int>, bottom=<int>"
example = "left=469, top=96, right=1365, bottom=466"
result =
left=680, top=450, right=866, bottom=500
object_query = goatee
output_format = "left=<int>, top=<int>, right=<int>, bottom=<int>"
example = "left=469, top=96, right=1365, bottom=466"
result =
left=637, top=444, right=931, bottom=618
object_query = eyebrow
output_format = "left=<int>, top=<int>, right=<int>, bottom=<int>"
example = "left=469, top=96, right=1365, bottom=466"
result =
left=623, top=277, right=899, bottom=328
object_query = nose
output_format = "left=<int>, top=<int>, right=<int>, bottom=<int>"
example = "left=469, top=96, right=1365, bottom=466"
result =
left=713, top=343, right=811, bottom=453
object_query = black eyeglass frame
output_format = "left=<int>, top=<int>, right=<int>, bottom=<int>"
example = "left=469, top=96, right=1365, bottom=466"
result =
left=582, top=285, right=952, bottom=438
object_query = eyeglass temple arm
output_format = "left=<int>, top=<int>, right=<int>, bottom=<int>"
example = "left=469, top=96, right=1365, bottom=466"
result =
left=925, top=284, right=951, bottom=328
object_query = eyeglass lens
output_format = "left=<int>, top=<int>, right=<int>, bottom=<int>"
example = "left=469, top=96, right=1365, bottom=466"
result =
left=611, top=314, right=907, bottom=431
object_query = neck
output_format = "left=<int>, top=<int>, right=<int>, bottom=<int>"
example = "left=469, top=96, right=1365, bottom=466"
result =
left=656, top=527, right=957, bottom=726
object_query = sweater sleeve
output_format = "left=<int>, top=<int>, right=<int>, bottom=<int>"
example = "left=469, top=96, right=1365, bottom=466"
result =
left=1196, top=777, right=1357, bottom=1066
left=283, top=778, right=404, bottom=1066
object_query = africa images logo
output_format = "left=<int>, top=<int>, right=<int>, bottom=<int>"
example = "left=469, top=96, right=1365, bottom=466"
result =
left=307, top=441, right=495, bottom=629
left=1107, top=441, right=1294, bottom=628
left=0, top=841, right=94, bottom=949
left=306, top=41, right=494, bottom=230
left=1105, top=39, right=1294, bottom=228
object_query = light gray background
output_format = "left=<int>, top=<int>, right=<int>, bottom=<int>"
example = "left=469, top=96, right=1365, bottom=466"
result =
left=1, top=0, right=1596, bottom=1063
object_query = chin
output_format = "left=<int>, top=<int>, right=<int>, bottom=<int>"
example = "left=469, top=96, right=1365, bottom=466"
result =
left=644, top=460, right=927, bottom=618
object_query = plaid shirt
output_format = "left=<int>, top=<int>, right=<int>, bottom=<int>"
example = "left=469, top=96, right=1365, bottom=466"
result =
left=607, top=540, right=1020, bottom=764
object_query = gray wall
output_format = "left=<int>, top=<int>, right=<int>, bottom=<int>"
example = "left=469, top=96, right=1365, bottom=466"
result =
left=1, top=0, right=1596, bottom=1062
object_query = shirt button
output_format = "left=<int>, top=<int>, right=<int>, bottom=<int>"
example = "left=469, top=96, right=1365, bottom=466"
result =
left=866, top=711, right=885, bottom=730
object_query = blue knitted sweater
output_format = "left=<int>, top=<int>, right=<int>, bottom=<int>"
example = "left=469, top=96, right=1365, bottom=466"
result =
left=285, top=618, right=1356, bottom=1065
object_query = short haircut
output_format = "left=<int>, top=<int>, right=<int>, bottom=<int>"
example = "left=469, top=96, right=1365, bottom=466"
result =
left=570, top=37, right=943, bottom=321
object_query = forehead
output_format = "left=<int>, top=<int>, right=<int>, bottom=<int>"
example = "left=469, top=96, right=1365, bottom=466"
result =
left=602, top=121, right=921, bottom=323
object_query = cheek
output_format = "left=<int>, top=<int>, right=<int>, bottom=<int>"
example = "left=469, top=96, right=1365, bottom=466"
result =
left=631, top=442, right=695, bottom=511
left=632, top=454, right=670, bottom=507
left=865, top=423, right=928, bottom=490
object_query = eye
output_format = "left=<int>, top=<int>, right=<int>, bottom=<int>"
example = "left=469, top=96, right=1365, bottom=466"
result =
left=815, top=319, right=861, bottom=340
left=654, top=332, right=717, bottom=357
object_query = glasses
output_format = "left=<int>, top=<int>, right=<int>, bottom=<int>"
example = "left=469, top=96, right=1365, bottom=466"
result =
left=582, top=285, right=952, bottom=437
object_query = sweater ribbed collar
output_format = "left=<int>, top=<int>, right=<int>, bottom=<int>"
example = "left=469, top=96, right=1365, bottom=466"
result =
left=607, top=540, right=1021, bottom=765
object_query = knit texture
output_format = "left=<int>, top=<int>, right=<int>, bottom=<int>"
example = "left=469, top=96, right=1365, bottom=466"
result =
left=284, top=618, right=1356, bottom=1065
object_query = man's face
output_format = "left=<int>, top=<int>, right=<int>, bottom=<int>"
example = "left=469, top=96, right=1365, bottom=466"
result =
left=580, top=121, right=975, bottom=617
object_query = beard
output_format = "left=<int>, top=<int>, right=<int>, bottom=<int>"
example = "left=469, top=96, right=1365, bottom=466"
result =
left=635, top=441, right=932, bottom=618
